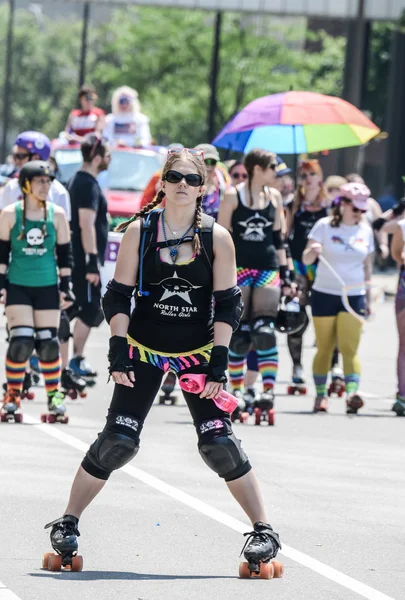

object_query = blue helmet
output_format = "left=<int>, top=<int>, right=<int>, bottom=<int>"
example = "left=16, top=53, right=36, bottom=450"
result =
left=275, top=155, right=292, bottom=178
left=14, top=131, right=51, bottom=161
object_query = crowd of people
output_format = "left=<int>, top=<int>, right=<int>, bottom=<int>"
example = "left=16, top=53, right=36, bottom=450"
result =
left=0, top=84, right=405, bottom=574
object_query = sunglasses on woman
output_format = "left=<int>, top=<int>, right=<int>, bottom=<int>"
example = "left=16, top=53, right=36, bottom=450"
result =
left=163, top=170, right=203, bottom=187
left=13, top=152, right=30, bottom=161
left=167, top=148, right=204, bottom=160
left=231, top=172, right=247, bottom=180
left=204, top=159, right=217, bottom=167
left=341, top=197, right=367, bottom=214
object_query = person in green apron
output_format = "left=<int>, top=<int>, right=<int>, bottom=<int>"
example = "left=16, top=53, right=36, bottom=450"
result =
left=0, top=161, right=74, bottom=422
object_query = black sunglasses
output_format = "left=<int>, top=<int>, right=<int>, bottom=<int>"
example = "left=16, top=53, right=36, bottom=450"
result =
left=341, top=197, right=367, bottom=214
left=204, top=159, right=217, bottom=167
left=13, top=152, right=30, bottom=160
left=270, top=163, right=277, bottom=170
left=164, top=170, right=203, bottom=187
left=231, top=172, right=248, bottom=180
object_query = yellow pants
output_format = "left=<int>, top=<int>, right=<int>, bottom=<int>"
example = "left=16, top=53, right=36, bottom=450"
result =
left=313, top=312, right=362, bottom=395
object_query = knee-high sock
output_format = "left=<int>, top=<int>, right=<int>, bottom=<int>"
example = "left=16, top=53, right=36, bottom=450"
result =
left=5, top=357, right=27, bottom=393
left=312, top=316, right=337, bottom=396
left=336, top=312, right=362, bottom=394
left=39, top=356, right=62, bottom=395
left=229, top=352, right=246, bottom=392
left=256, top=346, right=278, bottom=391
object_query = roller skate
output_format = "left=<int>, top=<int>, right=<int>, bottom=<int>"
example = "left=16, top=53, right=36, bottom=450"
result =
left=346, top=393, right=364, bottom=415
left=230, top=390, right=251, bottom=424
left=328, top=365, right=345, bottom=397
left=30, top=355, right=41, bottom=385
left=313, top=395, right=328, bottom=413
left=21, top=371, right=35, bottom=400
left=392, top=394, right=405, bottom=417
left=1, top=389, right=23, bottom=423
left=69, top=356, right=97, bottom=387
left=239, top=521, right=283, bottom=579
left=61, top=368, right=87, bottom=400
left=41, top=391, right=69, bottom=424
left=287, top=364, right=307, bottom=396
left=159, top=372, right=177, bottom=405
left=253, top=389, right=275, bottom=426
left=43, top=515, right=83, bottom=572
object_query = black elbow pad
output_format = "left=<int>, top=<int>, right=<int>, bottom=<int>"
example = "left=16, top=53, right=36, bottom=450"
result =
left=273, top=229, right=283, bottom=250
left=56, top=242, right=73, bottom=269
left=102, top=279, right=134, bottom=324
left=213, top=286, right=244, bottom=332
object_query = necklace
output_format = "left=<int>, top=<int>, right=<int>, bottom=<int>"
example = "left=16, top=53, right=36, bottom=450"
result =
left=161, top=210, right=194, bottom=263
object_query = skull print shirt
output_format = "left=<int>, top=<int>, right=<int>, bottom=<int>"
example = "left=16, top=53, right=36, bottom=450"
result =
left=7, top=201, right=58, bottom=287
left=128, top=240, right=214, bottom=354
left=231, top=185, right=279, bottom=271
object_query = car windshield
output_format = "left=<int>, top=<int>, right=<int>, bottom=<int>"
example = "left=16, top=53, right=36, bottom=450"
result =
left=54, top=148, right=164, bottom=191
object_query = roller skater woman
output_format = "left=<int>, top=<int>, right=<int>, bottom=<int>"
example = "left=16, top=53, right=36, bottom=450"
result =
left=285, top=160, right=328, bottom=391
left=217, top=149, right=291, bottom=424
left=0, top=162, right=74, bottom=423
left=303, top=182, right=374, bottom=413
left=44, top=149, right=282, bottom=577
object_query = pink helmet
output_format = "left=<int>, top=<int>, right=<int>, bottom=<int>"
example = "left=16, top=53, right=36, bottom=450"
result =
left=339, top=182, right=370, bottom=211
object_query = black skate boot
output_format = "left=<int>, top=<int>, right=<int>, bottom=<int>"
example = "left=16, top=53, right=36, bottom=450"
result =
left=61, top=367, right=87, bottom=400
left=43, top=515, right=82, bottom=571
left=393, top=394, right=405, bottom=417
left=159, top=372, right=177, bottom=405
left=21, top=371, right=35, bottom=400
left=254, top=389, right=275, bottom=426
left=69, top=356, right=97, bottom=387
left=231, top=390, right=250, bottom=423
left=239, top=521, right=283, bottom=579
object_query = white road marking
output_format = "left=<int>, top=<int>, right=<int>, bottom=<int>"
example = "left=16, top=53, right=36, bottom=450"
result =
left=24, top=414, right=397, bottom=600
left=0, top=581, right=23, bottom=599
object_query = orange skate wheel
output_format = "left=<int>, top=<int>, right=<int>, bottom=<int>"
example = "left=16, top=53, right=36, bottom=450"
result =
left=69, top=390, right=78, bottom=400
left=48, top=554, right=62, bottom=571
left=272, top=561, right=284, bottom=578
left=42, top=552, right=54, bottom=569
left=238, top=562, right=259, bottom=578
left=287, top=386, right=294, bottom=395
left=26, top=392, right=35, bottom=400
left=79, top=391, right=87, bottom=398
left=71, top=555, right=83, bottom=572
left=299, top=387, right=307, bottom=395
left=47, top=414, right=56, bottom=424
left=259, top=561, right=275, bottom=579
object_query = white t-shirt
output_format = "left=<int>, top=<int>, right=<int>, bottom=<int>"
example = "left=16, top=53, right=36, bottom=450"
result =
left=0, top=178, right=71, bottom=221
left=103, top=112, right=152, bottom=147
left=309, top=217, right=374, bottom=296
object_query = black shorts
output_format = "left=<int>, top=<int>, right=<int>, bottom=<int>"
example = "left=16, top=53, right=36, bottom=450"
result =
left=68, top=269, right=103, bottom=328
left=6, top=282, right=59, bottom=310
left=311, top=289, right=366, bottom=317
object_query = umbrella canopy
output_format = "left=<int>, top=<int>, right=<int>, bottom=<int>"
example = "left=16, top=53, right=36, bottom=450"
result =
left=213, top=91, right=380, bottom=154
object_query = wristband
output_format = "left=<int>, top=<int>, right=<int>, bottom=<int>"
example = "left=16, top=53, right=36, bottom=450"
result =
left=59, top=275, right=76, bottom=303
left=279, top=265, right=292, bottom=287
left=207, top=345, right=228, bottom=384
left=85, top=253, right=99, bottom=274
left=372, top=217, right=386, bottom=232
left=107, top=336, right=134, bottom=379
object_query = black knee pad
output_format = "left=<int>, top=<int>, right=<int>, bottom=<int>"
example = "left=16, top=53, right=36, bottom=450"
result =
left=58, top=311, right=71, bottom=343
left=82, top=412, right=144, bottom=480
left=7, top=327, right=35, bottom=362
left=197, top=418, right=251, bottom=481
left=251, top=317, right=276, bottom=351
left=35, top=328, right=59, bottom=361
left=80, top=306, right=104, bottom=328
left=230, top=322, right=251, bottom=356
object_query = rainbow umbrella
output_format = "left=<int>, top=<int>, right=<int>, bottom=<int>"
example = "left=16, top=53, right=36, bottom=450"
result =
left=212, top=91, right=380, bottom=154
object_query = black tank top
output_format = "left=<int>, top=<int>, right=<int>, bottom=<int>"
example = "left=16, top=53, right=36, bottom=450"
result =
left=288, top=205, right=328, bottom=262
left=128, top=213, right=214, bottom=354
left=231, top=186, right=279, bottom=270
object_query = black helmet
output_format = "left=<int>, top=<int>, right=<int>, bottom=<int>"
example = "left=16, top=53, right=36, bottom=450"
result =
left=19, top=160, right=55, bottom=195
left=275, top=296, right=308, bottom=335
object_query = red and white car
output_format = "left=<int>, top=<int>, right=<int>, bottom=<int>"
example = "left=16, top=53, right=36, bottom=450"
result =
left=52, top=140, right=165, bottom=219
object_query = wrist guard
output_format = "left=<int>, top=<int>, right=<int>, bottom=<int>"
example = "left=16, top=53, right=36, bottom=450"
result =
left=85, top=253, right=99, bottom=275
left=207, top=345, right=229, bottom=384
left=59, top=275, right=76, bottom=303
left=372, top=217, right=386, bottom=231
left=56, top=242, right=73, bottom=270
left=279, top=265, right=292, bottom=287
left=108, top=336, right=133, bottom=378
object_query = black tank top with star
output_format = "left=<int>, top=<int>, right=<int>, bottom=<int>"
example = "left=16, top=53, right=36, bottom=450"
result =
left=128, top=212, right=214, bottom=354
left=287, top=204, right=328, bottom=262
left=231, top=185, right=279, bottom=270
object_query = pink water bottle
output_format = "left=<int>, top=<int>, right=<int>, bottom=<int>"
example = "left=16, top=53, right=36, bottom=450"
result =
left=178, top=373, right=238, bottom=414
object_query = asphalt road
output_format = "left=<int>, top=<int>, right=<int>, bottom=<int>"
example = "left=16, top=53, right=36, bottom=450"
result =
left=0, top=295, right=403, bottom=600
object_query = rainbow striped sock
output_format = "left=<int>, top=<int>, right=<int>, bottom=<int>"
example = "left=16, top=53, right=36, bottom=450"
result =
left=256, top=347, right=278, bottom=391
left=345, top=374, right=360, bottom=395
left=39, top=356, right=62, bottom=395
left=229, top=352, right=246, bottom=392
left=5, top=357, right=27, bottom=392
left=314, top=374, right=328, bottom=396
